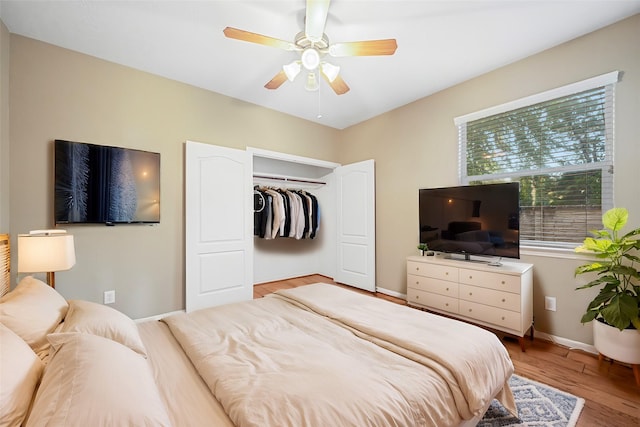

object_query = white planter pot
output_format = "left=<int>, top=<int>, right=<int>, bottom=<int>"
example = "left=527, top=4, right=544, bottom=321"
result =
left=593, top=320, right=640, bottom=365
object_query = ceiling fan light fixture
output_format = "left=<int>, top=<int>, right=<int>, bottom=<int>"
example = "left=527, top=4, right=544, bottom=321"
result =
left=283, top=61, right=301, bottom=81
left=305, top=72, right=319, bottom=92
left=321, top=62, right=340, bottom=82
left=301, top=48, right=320, bottom=71
left=223, top=0, right=397, bottom=96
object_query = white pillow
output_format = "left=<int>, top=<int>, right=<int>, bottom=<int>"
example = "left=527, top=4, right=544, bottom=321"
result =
left=60, top=299, right=147, bottom=357
left=0, top=323, right=44, bottom=427
left=26, top=333, right=171, bottom=427
left=0, top=276, right=68, bottom=358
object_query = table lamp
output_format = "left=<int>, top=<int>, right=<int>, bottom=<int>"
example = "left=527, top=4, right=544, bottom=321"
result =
left=18, top=230, right=76, bottom=288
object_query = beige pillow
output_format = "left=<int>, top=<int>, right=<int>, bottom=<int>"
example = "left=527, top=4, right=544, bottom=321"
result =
left=60, top=299, right=147, bottom=357
left=0, top=323, right=44, bottom=427
left=0, top=276, right=68, bottom=358
left=26, top=333, right=171, bottom=427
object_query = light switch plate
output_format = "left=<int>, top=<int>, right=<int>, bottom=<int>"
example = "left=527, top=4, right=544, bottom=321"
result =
left=544, top=296, right=556, bottom=312
left=103, top=290, right=115, bottom=305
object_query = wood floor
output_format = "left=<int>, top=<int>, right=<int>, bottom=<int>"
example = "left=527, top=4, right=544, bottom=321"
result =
left=254, top=275, right=640, bottom=427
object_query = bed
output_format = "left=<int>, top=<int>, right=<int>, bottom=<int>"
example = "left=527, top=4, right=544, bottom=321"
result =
left=0, top=275, right=517, bottom=427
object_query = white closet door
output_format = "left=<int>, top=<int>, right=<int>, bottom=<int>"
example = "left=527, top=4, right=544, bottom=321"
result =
left=335, top=160, right=375, bottom=292
left=185, top=141, right=253, bottom=312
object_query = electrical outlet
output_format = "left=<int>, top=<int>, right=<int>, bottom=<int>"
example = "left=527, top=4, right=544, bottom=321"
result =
left=103, top=290, right=116, bottom=305
left=544, top=296, right=556, bottom=312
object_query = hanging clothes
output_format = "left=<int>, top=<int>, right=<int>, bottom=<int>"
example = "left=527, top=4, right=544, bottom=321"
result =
left=253, top=188, right=268, bottom=238
left=265, top=189, right=285, bottom=239
left=277, top=189, right=291, bottom=237
left=253, top=186, right=320, bottom=240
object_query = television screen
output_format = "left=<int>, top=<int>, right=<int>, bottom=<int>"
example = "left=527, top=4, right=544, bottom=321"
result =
left=419, top=182, right=519, bottom=260
left=55, top=139, right=160, bottom=224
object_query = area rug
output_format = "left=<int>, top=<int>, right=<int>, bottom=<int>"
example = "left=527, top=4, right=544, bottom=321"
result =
left=477, top=374, right=585, bottom=427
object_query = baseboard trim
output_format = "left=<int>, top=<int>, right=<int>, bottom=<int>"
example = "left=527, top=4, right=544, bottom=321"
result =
left=375, top=286, right=407, bottom=299
left=135, top=309, right=184, bottom=323
left=533, top=330, right=597, bottom=355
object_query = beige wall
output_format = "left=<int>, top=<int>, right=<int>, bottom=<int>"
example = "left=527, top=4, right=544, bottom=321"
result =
left=339, top=14, right=640, bottom=345
left=0, top=20, right=9, bottom=231
left=8, top=35, right=339, bottom=319
left=5, top=14, right=639, bottom=345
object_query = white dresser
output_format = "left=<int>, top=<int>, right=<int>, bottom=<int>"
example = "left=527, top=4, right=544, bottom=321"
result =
left=406, top=255, right=533, bottom=351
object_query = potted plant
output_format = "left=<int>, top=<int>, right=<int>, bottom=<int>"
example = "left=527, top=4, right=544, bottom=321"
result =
left=417, top=243, right=429, bottom=256
left=574, top=207, right=640, bottom=377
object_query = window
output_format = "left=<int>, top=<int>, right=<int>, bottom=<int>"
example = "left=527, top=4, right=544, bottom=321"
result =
left=455, top=72, right=618, bottom=248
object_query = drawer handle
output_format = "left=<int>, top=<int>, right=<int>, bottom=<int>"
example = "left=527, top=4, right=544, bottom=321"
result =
left=469, top=292, right=473, bottom=296
left=501, top=316, right=505, bottom=320
left=501, top=280, right=505, bottom=285
left=445, top=303, right=449, bottom=307
left=416, top=267, right=419, bottom=271
left=416, top=281, right=419, bottom=285
left=445, top=272, right=449, bottom=276
left=468, top=309, right=472, bottom=312
left=416, top=295, right=419, bottom=299
left=446, top=287, right=449, bottom=291
left=502, top=298, right=506, bottom=302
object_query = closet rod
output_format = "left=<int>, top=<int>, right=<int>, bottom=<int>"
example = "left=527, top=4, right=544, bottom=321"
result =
left=253, top=174, right=326, bottom=186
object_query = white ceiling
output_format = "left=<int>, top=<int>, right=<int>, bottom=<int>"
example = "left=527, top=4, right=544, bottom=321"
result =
left=1, top=1, right=639, bottom=129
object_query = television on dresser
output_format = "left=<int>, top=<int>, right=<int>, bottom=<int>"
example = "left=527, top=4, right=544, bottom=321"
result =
left=54, top=139, right=160, bottom=225
left=418, top=182, right=520, bottom=260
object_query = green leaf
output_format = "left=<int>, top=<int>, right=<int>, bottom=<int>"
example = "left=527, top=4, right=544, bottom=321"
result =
left=592, top=288, right=617, bottom=307
left=575, top=262, right=610, bottom=276
left=621, top=227, right=640, bottom=240
left=577, top=237, right=613, bottom=254
left=623, top=253, right=640, bottom=263
left=600, top=293, right=638, bottom=330
left=600, top=280, right=622, bottom=292
left=610, top=265, right=640, bottom=279
left=602, top=208, right=628, bottom=232
left=575, top=276, right=619, bottom=290
left=589, top=229, right=611, bottom=239
left=581, top=311, right=597, bottom=323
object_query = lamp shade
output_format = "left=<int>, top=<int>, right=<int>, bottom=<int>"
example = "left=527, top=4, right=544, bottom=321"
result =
left=18, top=231, right=76, bottom=273
left=283, top=60, right=301, bottom=82
left=305, top=72, right=319, bottom=92
left=321, top=62, right=340, bottom=82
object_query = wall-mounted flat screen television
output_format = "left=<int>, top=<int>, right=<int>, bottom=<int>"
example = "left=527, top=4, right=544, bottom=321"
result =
left=55, top=139, right=160, bottom=224
left=419, top=182, right=520, bottom=260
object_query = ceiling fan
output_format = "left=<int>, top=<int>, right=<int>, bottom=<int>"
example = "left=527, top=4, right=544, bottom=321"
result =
left=223, top=0, right=397, bottom=95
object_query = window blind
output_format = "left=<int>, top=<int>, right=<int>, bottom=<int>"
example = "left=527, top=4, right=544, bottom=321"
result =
left=457, top=74, right=616, bottom=247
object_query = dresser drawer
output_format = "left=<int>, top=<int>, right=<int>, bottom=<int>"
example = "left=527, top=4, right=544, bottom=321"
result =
left=459, top=284, right=520, bottom=312
left=408, top=261, right=458, bottom=282
left=459, top=300, right=521, bottom=332
left=459, top=268, right=521, bottom=294
left=407, top=288, right=459, bottom=313
left=408, top=274, right=459, bottom=298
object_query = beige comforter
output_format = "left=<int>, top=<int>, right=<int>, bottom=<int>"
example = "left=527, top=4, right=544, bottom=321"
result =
left=163, top=283, right=516, bottom=427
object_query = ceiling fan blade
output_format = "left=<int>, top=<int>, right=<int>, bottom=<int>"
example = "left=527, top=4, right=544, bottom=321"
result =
left=223, top=27, right=297, bottom=51
left=265, top=70, right=289, bottom=90
left=305, top=0, right=330, bottom=43
left=321, top=70, right=350, bottom=95
left=329, top=39, right=398, bottom=57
